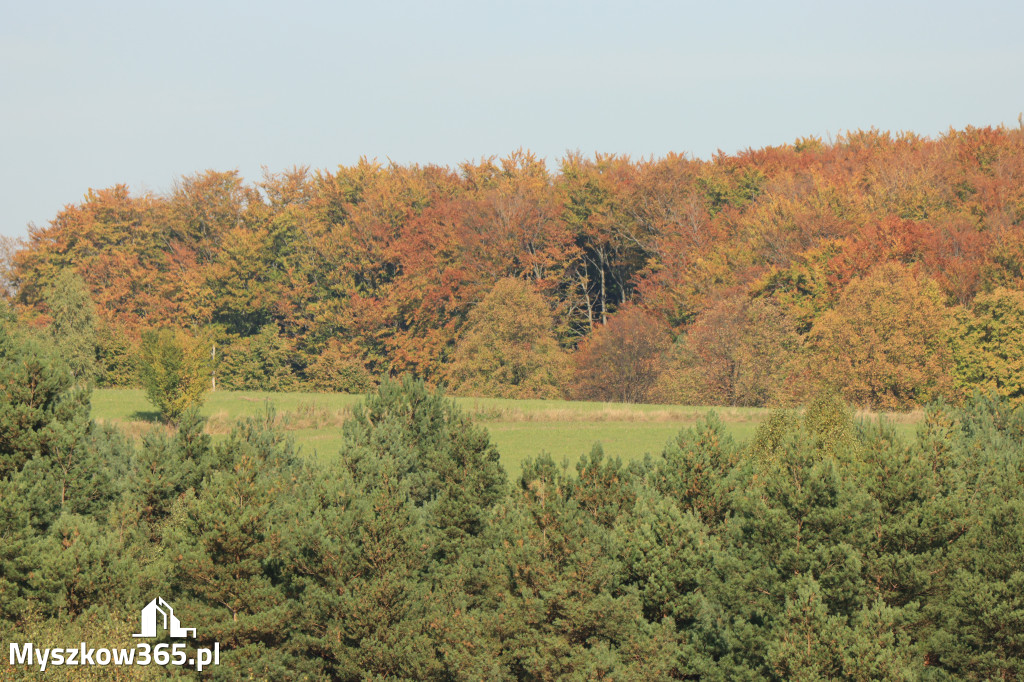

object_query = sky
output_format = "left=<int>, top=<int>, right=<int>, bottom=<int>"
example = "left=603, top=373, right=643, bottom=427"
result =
left=2, top=0, right=1023, bottom=238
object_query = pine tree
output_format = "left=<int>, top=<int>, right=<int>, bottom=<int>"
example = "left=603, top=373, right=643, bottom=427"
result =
left=339, top=375, right=507, bottom=557
left=160, top=413, right=311, bottom=679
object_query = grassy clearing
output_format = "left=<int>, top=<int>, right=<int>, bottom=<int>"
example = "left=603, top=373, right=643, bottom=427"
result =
left=91, top=389, right=923, bottom=477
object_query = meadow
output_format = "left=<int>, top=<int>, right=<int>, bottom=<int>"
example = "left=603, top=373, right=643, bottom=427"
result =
left=92, top=388, right=924, bottom=475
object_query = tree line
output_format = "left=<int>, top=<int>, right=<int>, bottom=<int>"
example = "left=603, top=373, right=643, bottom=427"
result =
left=5, top=126, right=1024, bottom=409
left=3, top=314, right=1024, bottom=679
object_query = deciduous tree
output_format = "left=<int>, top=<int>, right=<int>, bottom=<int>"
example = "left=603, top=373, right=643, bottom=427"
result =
left=138, top=327, right=210, bottom=423
left=448, top=278, right=568, bottom=399
left=572, top=304, right=671, bottom=403
left=808, top=263, right=954, bottom=410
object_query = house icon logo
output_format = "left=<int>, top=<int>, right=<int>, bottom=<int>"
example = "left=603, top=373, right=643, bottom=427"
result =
left=132, top=597, right=197, bottom=638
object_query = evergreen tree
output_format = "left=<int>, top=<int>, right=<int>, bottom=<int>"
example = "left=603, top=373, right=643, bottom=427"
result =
left=0, top=315, right=130, bottom=629
left=483, top=455, right=649, bottom=679
left=160, top=413, right=311, bottom=679
left=44, top=268, right=99, bottom=386
left=338, top=375, right=507, bottom=558
left=0, top=320, right=87, bottom=478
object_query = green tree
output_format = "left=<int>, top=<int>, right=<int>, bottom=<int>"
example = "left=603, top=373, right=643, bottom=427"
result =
left=953, top=287, right=1024, bottom=403
left=287, top=376, right=506, bottom=678
left=44, top=269, right=99, bottom=386
left=121, top=409, right=214, bottom=542
left=218, top=323, right=298, bottom=391
left=0, top=315, right=130, bottom=629
left=284, top=454, right=443, bottom=679
left=95, top=319, right=138, bottom=388
left=138, top=327, right=210, bottom=423
left=448, top=277, right=568, bottom=399
left=160, top=414, right=313, bottom=679
left=340, top=375, right=507, bottom=552
left=484, top=455, right=651, bottom=679
left=0, top=319, right=90, bottom=480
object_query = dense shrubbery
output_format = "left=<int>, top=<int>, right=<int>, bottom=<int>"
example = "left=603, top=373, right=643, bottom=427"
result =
left=4, top=321, right=1024, bottom=679
left=6, top=125, right=1024, bottom=408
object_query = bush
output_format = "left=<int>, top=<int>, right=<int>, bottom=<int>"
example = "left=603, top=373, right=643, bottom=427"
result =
left=304, top=338, right=376, bottom=393
left=572, top=304, right=671, bottom=403
left=138, top=327, right=210, bottom=423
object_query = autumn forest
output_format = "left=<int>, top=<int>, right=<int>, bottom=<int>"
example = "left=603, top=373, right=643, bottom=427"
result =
left=6, top=124, right=1024, bottom=410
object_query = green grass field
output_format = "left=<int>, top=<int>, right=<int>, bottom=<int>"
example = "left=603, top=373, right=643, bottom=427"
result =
left=91, top=389, right=923, bottom=476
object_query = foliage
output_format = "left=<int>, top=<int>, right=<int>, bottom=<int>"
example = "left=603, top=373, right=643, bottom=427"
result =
left=43, top=269, right=99, bottom=386
left=448, top=277, right=568, bottom=399
left=0, top=318, right=89, bottom=479
left=572, top=304, right=671, bottom=402
left=953, top=287, right=1024, bottom=403
left=656, top=295, right=808, bottom=406
left=95, top=319, right=138, bottom=387
left=137, top=327, right=210, bottom=423
left=8, top=127, right=1024, bottom=406
left=303, top=338, right=376, bottom=393
left=339, top=374, right=507, bottom=547
left=3, top=354, right=1024, bottom=677
left=809, top=263, right=955, bottom=410
left=217, top=323, right=298, bottom=391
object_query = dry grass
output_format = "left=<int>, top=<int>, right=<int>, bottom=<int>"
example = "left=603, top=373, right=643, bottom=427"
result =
left=203, top=401, right=353, bottom=435
left=95, top=418, right=177, bottom=441
left=853, top=407, right=926, bottom=425
left=458, top=404, right=763, bottom=423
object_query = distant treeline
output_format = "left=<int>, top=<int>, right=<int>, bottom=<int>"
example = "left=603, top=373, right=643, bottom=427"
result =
left=3, top=317, right=1024, bottom=679
left=5, top=125, right=1024, bottom=408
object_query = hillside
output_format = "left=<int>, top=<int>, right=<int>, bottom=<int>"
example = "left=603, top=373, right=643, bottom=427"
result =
left=6, top=126, right=1024, bottom=410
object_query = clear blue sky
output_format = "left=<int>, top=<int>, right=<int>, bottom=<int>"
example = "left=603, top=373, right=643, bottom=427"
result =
left=3, top=0, right=1022, bottom=238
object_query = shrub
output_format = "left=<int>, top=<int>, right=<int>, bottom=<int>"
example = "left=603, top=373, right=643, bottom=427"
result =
left=138, top=327, right=210, bottom=423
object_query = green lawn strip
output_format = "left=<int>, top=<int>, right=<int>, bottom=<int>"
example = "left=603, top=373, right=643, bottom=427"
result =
left=91, top=389, right=922, bottom=476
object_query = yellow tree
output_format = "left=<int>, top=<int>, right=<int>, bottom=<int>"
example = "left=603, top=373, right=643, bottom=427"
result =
left=808, top=263, right=954, bottom=410
left=447, top=278, right=567, bottom=399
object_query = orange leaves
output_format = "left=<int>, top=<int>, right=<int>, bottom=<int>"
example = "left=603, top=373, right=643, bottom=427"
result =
left=7, top=124, right=1024, bottom=405
left=828, top=216, right=931, bottom=290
